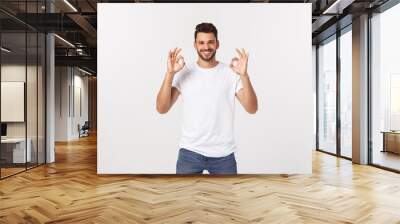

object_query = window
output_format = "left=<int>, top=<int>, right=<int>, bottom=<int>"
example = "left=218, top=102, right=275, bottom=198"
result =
left=371, top=3, right=400, bottom=171
left=318, top=36, right=337, bottom=154
left=339, top=28, right=352, bottom=158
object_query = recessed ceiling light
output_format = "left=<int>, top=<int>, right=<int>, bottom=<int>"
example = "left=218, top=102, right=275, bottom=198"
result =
left=63, top=0, right=78, bottom=12
left=1, top=47, right=11, bottom=53
left=322, top=0, right=354, bottom=14
left=54, top=34, right=75, bottom=48
left=78, top=67, right=93, bottom=76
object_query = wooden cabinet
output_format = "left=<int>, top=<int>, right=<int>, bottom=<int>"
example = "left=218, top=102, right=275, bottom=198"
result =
left=382, top=131, right=400, bottom=154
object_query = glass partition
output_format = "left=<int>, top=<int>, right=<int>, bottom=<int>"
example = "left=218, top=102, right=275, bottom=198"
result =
left=1, top=31, right=28, bottom=177
left=317, top=36, right=337, bottom=155
left=0, top=1, right=46, bottom=179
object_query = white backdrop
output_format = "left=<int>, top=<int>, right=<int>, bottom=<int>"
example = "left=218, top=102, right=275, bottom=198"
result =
left=98, top=3, right=313, bottom=174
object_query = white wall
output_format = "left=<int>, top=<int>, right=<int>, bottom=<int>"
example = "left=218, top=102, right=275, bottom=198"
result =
left=55, top=67, right=89, bottom=141
left=55, top=67, right=69, bottom=141
left=98, top=3, right=313, bottom=174
left=72, top=72, right=89, bottom=138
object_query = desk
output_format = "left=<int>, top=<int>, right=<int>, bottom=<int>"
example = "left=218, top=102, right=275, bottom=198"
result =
left=381, top=131, right=400, bottom=154
left=1, top=138, right=31, bottom=163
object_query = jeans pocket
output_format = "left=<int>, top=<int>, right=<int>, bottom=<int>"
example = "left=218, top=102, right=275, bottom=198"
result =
left=178, top=148, right=203, bottom=163
left=217, top=153, right=236, bottom=163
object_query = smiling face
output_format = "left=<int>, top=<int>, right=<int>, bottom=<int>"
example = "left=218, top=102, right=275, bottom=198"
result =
left=194, top=32, right=219, bottom=62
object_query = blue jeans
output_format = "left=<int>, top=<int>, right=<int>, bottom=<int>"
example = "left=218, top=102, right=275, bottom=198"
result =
left=176, top=148, right=237, bottom=174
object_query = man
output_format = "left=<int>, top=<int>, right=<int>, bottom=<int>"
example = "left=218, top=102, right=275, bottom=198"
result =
left=156, top=23, right=258, bottom=174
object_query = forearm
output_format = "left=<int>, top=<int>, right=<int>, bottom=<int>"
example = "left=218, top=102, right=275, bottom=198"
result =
left=240, top=74, right=258, bottom=113
left=156, top=72, right=174, bottom=113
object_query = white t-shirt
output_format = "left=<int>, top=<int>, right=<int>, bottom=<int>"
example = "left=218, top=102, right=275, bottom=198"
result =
left=172, top=62, right=243, bottom=157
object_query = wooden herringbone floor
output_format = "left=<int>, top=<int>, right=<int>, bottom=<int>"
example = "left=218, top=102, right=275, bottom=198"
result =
left=1, top=134, right=400, bottom=224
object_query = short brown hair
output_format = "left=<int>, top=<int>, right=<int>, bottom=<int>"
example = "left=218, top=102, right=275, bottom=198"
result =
left=195, top=23, right=218, bottom=41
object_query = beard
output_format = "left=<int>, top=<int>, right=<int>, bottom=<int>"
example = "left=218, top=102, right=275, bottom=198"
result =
left=197, top=49, right=216, bottom=61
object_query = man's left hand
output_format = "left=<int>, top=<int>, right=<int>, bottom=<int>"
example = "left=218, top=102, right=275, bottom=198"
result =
left=230, top=48, right=249, bottom=77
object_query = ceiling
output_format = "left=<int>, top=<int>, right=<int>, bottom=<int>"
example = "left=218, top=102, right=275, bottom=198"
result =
left=0, top=0, right=393, bottom=75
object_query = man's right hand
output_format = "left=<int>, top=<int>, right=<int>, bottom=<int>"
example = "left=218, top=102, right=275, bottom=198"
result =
left=167, top=48, right=185, bottom=75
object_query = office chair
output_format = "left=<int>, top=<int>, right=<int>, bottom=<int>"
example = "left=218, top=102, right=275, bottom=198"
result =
left=79, top=121, right=90, bottom=138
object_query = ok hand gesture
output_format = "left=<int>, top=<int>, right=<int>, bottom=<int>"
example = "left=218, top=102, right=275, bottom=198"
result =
left=230, top=48, right=249, bottom=77
left=167, top=48, right=185, bottom=75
